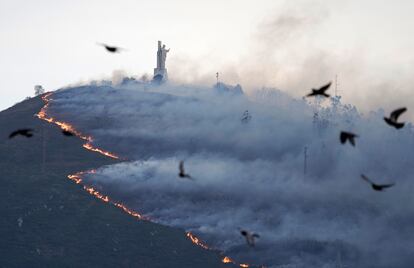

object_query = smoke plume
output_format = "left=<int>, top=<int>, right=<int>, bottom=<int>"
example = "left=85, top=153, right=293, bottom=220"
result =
left=46, top=81, right=414, bottom=268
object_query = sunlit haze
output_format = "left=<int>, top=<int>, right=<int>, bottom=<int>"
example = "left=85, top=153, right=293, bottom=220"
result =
left=1, top=0, right=414, bottom=116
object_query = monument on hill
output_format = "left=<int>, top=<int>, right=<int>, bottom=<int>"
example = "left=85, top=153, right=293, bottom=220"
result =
left=153, top=41, right=170, bottom=83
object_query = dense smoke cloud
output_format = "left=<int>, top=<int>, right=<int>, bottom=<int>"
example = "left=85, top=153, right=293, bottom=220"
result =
left=169, top=1, right=414, bottom=120
left=49, top=82, right=414, bottom=268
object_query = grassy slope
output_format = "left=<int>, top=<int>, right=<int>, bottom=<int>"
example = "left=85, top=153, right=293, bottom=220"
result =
left=0, top=96, right=230, bottom=268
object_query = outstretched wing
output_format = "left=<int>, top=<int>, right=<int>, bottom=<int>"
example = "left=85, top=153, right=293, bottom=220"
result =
left=179, top=161, right=185, bottom=174
left=96, top=42, right=107, bottom=48
left=361, top=174, right=373, bottom=184
left=349, top=136, right=356, bottom=146
left=379, top=183, right=395, bottom=189
left=306, top=92, right=314, bottom=97
left=340, top=132, right=347, bottom=144
left=8, top=130, right=18, bottom=139
left=390, top=107, right=407, bottom=121
left=318, top=81, right=332, bottom=92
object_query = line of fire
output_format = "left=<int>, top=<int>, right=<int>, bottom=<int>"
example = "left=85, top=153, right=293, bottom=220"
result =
left=35, top=92, right=253, bottom=268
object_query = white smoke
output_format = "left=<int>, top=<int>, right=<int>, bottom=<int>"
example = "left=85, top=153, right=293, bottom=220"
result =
left=48, top=81, right=414, bottom=268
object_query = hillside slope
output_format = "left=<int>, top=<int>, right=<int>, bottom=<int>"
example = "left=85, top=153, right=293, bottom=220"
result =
left=0, top=96, right=229, bottom=268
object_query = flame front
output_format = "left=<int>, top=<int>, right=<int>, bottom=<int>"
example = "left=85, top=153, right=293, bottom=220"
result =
left=37, top=92, right=253, bottom=268
left=186, top=232, right=210, bottom=250
left=68, top=170, right=145, bottom=220
left=36, top=93, right=118, bottom=159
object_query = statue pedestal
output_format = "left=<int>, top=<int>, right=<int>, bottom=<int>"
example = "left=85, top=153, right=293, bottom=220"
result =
left=153, top=68, right=168, bottom=83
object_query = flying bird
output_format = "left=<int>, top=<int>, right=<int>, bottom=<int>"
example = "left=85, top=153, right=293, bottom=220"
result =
left=97, top=43, right=125, bottom=53
left=340, top=131, right=358, bottom=146
left=384, top=107, right=407, bottom=129
left=9, top=129, right=34, bottom=139
left=178, top=161, right=193, bottom=180
left=62, top=130, right=74, bottom=136
left=361, top=174, right=395, bottom=192
left=240, top=230, right=260, bottom=247
left=241, top=110, right=252, bottom=123
left=306, top=82, right=332, bottom=98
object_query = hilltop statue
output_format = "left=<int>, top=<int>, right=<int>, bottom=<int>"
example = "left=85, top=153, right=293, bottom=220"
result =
left=153, top=41, right=169, bottom=83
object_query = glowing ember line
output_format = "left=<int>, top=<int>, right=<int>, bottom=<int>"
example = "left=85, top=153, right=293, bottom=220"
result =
left=68, top=171, right=146, bottom=220
left=83, top=143, right=118, bottom=159
left=37, top=92, right=253, bottom=268
left=36, top=93, right=119, bottom=159
left=186, top=232, right=210, bottom=250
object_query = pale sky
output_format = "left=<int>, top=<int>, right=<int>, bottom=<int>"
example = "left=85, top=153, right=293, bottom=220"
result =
left=1, top=0, right=414, bottom=114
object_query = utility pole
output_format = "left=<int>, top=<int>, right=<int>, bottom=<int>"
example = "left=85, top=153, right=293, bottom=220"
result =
left=303, top=146, right=308, bottom=179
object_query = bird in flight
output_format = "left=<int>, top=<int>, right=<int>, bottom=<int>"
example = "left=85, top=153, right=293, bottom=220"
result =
left=241, top=110, right=252, bottom=123
left=97, top=43, right=126, bottom=53
left=240, top=229, right=260, bottom=247
left=9, top=129, right=34, bottom=139
left=62, top=130, right=74, bottom=136
left=384, top=107, right=407, bottom=129
left=361, top=174, right=395, bottom=192
left=340, top=131, right=358, bottom=146
left=178, top=161, right=193, bottom=180
left=306, top=82, right=332, bottom=98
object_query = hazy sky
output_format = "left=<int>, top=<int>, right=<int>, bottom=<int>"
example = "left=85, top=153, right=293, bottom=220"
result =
left=1, top=0, right=414, bottom=113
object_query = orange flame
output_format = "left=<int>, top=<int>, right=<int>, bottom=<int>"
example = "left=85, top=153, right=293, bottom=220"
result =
left=222, top=256, right=233, bottom=263
left=36, top=93, right=118, bottom=159
left=83, top=143, right=118, bottom=159
left=68, top=170, right=145, bottom=220
left=37, top=92, right=253, bottom=268
left=186, top=232, right=210, bottom=250
left=221, top=256, right=250, bottom=267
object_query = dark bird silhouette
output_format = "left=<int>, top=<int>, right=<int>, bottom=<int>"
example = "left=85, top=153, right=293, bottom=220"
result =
left=62, top=130, right=74, bottom=136
left=340, top=131, right=358, bottom=146
left=97, top=43, right=125, bottom=53
left=9, top=129, right=34, bottom=139
left=306, top=82, right=332, bottom=98
left=384, top=107, right=407, bottom=129
left=361, top=174, right=395, bottom=192
left=240, top=230, right=260, bottom=247
left=241, top=110, right=252, bottom=123
left=178, top=161, right=193, bottom=180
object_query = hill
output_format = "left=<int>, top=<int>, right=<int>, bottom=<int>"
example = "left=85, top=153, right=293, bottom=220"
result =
left=0, top=96, right=230, bottom=267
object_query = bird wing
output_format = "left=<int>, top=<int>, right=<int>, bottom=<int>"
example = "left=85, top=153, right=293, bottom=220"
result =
left=339, top=132, right=347, bottom=144
left=390, top=107, right=407, bottom=121
left=8, top=131, right=18, bottom=138
left=361, top=174, right=373, bottom=184
left=306, top=90, right=317, bottom=97
left=179, top=161, right=185, bottom=173
left=318, top=81, right=332, bottom=92
left=379, top=183, right=395, bottom=189
left=349, top=136, right=356, bottom=146
left=24, top=129, right=34, bottom=135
